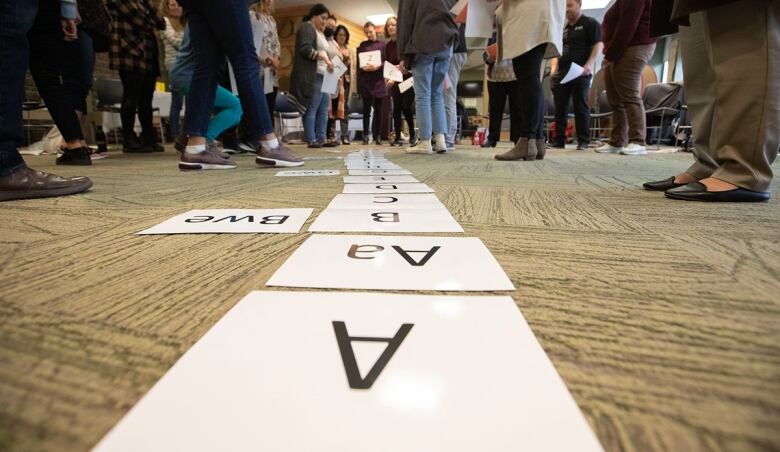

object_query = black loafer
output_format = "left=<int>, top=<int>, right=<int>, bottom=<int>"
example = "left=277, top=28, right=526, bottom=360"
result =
left=665, top=182, right=771, bottom=202
left=56, top=147, right=92, bottom=165
left=480, top=140, right=496, bottom=148
left=643, top=176, right=687, bottom=191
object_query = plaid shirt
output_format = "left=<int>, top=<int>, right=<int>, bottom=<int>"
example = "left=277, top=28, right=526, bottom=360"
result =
left=105, top=0, right=165, bottom=75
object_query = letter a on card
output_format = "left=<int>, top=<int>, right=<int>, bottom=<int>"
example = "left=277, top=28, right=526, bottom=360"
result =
left=333, top=321, right=413, bottom=389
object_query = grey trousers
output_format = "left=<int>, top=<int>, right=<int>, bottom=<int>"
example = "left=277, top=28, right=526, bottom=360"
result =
left=681, top=0, right=779, bottom=192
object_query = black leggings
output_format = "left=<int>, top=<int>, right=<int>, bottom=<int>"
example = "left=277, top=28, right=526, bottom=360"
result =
left=27, top=1, right=83, bottom=142
left=119, top=70, right=157, bottom=142
left=512, top=44, right=546, bottom=139
left=362, top=94, right=384, bottom=139
left=391, top=84, right=415, bottom=141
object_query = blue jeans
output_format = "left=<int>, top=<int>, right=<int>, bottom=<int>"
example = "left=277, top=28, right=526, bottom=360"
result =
left=178, top=0, right=273, bottom=142
left=0, top=0, right=38, bottom=176
left=412, top=46, right=452, bottom=140
left=303, top=74, right=330, bottom=143
left=169, top=90, right=184, bottom=138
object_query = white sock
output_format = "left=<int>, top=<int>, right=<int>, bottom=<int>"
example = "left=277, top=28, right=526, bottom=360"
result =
left=261, top=138, right=279, bottom=151
left=185, top=144, right=206, bottom=155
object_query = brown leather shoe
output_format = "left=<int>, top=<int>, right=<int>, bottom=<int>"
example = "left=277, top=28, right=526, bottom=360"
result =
left=495, top=137, right=537, bottom=161
left=536, top=138, right=546, bottom=160
left=0, top=166, right=92, bottom=202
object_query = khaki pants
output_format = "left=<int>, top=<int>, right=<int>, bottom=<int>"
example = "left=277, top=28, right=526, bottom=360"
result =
left=604, top=43, right=656, bottom=147
left=681, top=0, right=779, bottom=192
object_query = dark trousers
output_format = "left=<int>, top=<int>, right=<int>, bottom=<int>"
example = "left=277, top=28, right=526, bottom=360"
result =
left=327, top=81, right=348, bottom=140
left=362, top=94, right=384, bottom=140
left=487, top=80, right=521, bottom=143
left=512, top=44, right=546, bottom=139
left=63, top=27, right=95, bottom=114
left=391, top=84, right=415, bottom=142
left=119, top=70, right=157, bottom=142
left=179, top=0, right=274, bottom=142
left=28, top=0, right=83, bottom=142
left=266, top=87, right=278, bottom=115
left=552, top=75, right=592, bottom=145
left=0, top=0, right=38, bottom=175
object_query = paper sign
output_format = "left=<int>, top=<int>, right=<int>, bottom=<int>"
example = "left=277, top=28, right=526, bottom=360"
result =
left=343, top=183, right=434, bottom=194
left=263, top=67, right=275, bottom=94
left=348, top=169, right=413, bottom=176
left=383, top=62, right=404, bottom=82
left=137, top=209, right=313, bottom=235
left=359, top=50, right=382, bottom=68
left=465, top=0, right=501, bottom=38
left=267, top=235, right=514, bottom=291
left=345, top=164, right=404, bottom=170
left=92, top=291, right=605, bottom=452
left=309, top=208, right=463, bottom=233
left=560, top=62, right=585, bottom=84
left=343, top=175, right=420, bottom=184
left=398, top=77, right=414, bottom=94
left=276, top=170, right=340, bottom=177
left=326, top=193, right=446, bottom=210
left=322, top=56, right=347, bottom=95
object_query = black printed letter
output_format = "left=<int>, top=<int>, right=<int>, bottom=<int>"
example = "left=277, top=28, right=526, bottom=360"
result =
left=347, top=244, right=385, bottom=259
left=333, top=321, right=413, bottom=390
left=258, top=215, right=289, bottom=224
left=371, top=212, right=400, bottom=223
left=392, top=246, right=441, bottom=266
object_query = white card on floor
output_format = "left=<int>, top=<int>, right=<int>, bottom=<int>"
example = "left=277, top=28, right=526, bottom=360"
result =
left=348, top=169, right=412, bottom=176
left=343, top=175, right=419, bottom=184
left=345, top=163, right=403, bottom=170
left=137, top=209, right=313, bottom=235
left=326, top=194, right=446, bottom=210
left=309, top=208, right=462, bottom=233
left=276, top=170, right=340, bottom=177
left=343, top=183, right=434, bottom=194
left=267, top=235, right=513, bottom=291
left=92, top=291, right=604, bottom=452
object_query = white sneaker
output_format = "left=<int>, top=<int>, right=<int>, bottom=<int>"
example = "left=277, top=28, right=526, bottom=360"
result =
left=595, top=143, right=623, bottom=153
left=433, top=134, right=447, bottom=153
left=620, top=143, right=647, bottom=155
left=406, top=139, right=433, bottom=154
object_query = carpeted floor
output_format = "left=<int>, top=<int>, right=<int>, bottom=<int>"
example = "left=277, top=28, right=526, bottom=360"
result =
left=1, top=144, right=778, bottom=452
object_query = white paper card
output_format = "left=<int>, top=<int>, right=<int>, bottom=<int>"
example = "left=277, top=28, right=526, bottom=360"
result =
left=398, top=77, right=414, bottom=93
left=343, top=175, right=420, bottom=184
left=465, top=0, right=502, bottom=38
left=92, top=291, right=605, bottom=452
left=137, top=209, right=313, bottom=235
left=267, top=235, right=514, bottom=291
left=358, top=50, right=381, bottom=68
left=276, top=170, right=340, bottom=177
left=345, top=164, right=404, bottom=170
left=560, top=62, right=584, bottom=84
left=383, top=62, right=404, bottom=82
left=309, top=208, right=463, bottom=233
left=326, top=193, right=446, bottom=210
left=343, top=183, right=434, bottom=194
left=322, top=56, right=347, bottom=95
left=348, top=169, right=413, bottom=176
left=263, top=67, right=274, bottom=94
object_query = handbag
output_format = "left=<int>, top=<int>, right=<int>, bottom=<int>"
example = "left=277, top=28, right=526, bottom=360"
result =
left=78, top=0, right=112, bottom=52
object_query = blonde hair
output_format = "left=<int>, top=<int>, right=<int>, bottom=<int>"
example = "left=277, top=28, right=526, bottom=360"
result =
left=251, top=0, right=274, bottom=16
left=160, top=0, right=185, bottom=31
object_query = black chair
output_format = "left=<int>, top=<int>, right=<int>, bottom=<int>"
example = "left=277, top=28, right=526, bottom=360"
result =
left=274, top=91, right=303, bottom=141
left=347, top=94, right=364, bottom=140
left=590, top=90, right=612, bottom=142
left=22, top=100, right=52, bottom=146
left=94, top=78, right=163, bottom=144
left=643, top=82, right=683, bottom=148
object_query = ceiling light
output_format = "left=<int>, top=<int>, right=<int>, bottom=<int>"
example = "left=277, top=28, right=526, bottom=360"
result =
left=366, top=13, right=395, bottom=25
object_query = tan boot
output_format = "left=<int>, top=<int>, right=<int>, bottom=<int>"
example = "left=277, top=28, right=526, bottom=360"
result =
left=536, top=138, right=546, bottom=160
left=495, top=137, right=537, bottom=161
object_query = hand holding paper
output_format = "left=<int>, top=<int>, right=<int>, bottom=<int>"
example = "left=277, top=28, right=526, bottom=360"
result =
left=383, top=62, right=404, bottom=82
left=359, top=50, right=381, bottom=69
left=560, top=63, right=584, bottom=84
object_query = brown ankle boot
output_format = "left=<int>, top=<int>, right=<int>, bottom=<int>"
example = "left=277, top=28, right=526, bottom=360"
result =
left=495, top=137, right=538, bottom=161
left=536, top=138, right=546, bottom=160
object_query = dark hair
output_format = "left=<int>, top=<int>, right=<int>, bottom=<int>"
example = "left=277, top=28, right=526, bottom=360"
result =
left=303, top=3, right=330, bottom=21
left=328, top=14, right=337, bottom=21
left=334, top=24, right=350, bottom=44
left=364, top=21, right=375, bottom=29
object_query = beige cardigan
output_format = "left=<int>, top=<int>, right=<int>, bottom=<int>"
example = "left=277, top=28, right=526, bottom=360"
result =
left=498, top=0, right=565, bottom=61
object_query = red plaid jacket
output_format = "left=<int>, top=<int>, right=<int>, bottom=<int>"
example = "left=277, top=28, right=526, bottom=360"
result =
left=105, top=0, right=165, bottom=75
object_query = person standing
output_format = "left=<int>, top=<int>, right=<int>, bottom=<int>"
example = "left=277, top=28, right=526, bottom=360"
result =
left=251, top=0, right=282, bottom=115
left=289, top=4, right=334, bottom=148
left=105, top=0, right=166, bottom=153
left=323, top=15, right=344, bottom=148
left=384, top=16, right=416, bottom=147
left=161, top=0, right=185, bottom=141
left=482, top=29, right=521, bottom=148
left=595, top=0, right=656, bottom=156
left=644, top=0, right=778, bottom=202
left=328, top=24, right=355, bottom=145
left=0, top=0, right=92, bottom=201
left=495, top=0, right=565, bottom=161
left=550, top=0, right=603, bottom=150
left=444, top=23, right=467, bottom=152
left=356, top=22, right=387, bottom=146
left=397, top=0, right=458, bottom=154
